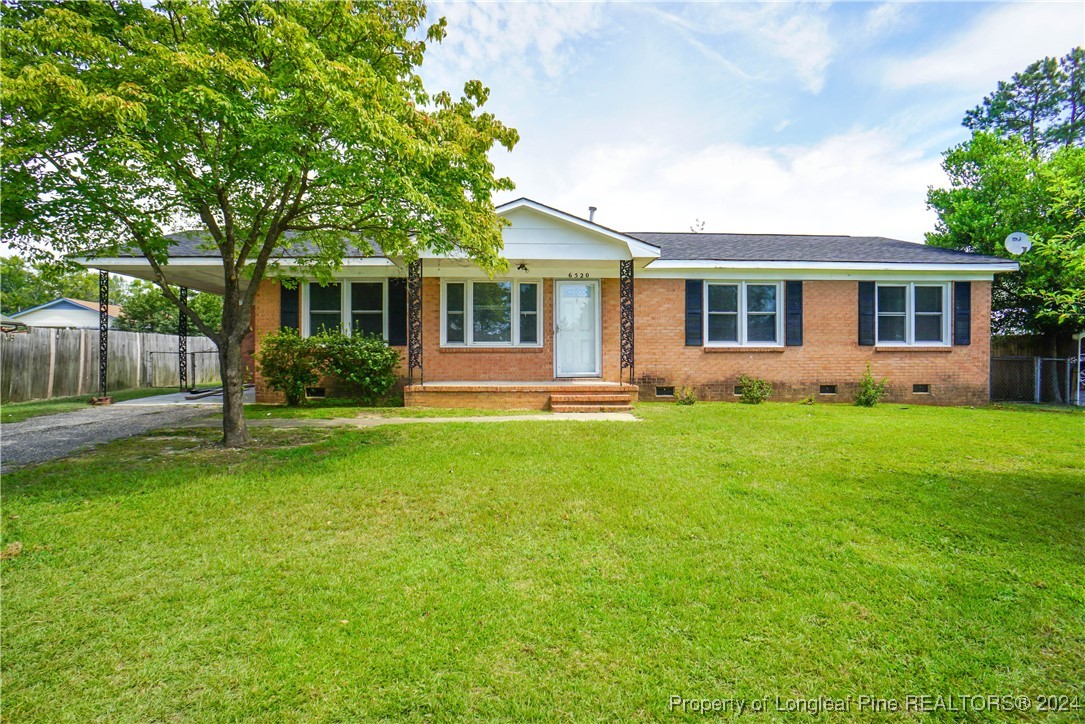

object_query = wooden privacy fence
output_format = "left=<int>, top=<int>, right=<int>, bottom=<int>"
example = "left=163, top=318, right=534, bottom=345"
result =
left=0, top=327, right=217, bottom=403
left=145, top=350, right=222, bottom=388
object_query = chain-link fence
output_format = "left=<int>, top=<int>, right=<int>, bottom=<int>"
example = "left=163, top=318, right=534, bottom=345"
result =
left=991, top=356, right=1083, bottom=405
left=146, top=350, right=222, bottom=389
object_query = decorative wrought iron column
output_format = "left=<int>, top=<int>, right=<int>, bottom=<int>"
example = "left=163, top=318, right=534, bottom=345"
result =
left=178, top=286, right=189, bottom=392
left=98, top=270, right=109, bottom=399
left=407, top=259, right=423, bottom=385
left=619, top=260, right=634, bottom=384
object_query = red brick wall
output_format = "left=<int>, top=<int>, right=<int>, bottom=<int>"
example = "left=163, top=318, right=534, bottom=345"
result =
left=240, top=327, right=255, bottom=384
left=250, top=278, right=408, bottom=403
left=421, top=278, right=624, bottom=382
left=422, top=278, right=557, bottom=381
left=633, top=279, right=992, bottom=405
left=251, top=279, right=284, bottom=403
left=249, top=276, right=994, bottom=406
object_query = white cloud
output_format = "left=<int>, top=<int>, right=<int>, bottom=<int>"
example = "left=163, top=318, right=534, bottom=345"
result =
left=424, top=1, right=605, bottom=82
left=643, top=3, right=836, bottom=93
left=500, top=129, right=945, bottom=242
left=863, top=3, right=907, bottom=38
left=885, top=2, right=1084, bottom=90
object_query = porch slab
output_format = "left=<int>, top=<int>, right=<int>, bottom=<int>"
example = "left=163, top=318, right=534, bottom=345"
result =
left=404, top=381, right=639, bottom=409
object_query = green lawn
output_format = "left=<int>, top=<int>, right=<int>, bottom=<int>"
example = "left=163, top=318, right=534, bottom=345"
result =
left=0, top=387, right=171, bottom=424
left=245, top=398, right=546, bottom=420
left=3, top=403, right=1082, bottom=720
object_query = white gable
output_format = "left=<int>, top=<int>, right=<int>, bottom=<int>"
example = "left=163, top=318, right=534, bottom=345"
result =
left=495, top=200, right=659, bottom=262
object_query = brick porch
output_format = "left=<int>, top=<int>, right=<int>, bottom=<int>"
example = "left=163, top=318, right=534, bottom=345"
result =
left=404, top=380, right=639, bottom=410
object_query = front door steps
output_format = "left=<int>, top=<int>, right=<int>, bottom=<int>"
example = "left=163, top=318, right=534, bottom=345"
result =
left=549, top=392, right=634, bottom=413
left=404, top=381, right=638, bottom=411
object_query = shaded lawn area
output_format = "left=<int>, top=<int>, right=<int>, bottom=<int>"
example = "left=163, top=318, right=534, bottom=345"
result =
left=1, top=388, right=168, bottom=424
left=2, top=403, right=1082, bottom=720
left=245, top=398, right=546, bottom=420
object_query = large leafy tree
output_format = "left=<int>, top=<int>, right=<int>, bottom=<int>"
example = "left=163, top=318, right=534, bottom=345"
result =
left=928, top=48, right=1084, bottom=363
left=0, top=255, right=102, bottom=315
left=928, top=135, right=1084, bottom=338
left=964, top=48, right=1084, bottom=154
left=2, top=0, right=518, bottom=445
left=114, top=279, right=222, bottom=335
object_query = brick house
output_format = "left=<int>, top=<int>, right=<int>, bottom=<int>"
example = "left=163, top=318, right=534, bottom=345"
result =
left=86, top=198, right=1017, bottom=409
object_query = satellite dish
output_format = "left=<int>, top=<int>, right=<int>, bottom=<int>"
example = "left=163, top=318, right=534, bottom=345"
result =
left=1005, top=232, right=1032, bottom=255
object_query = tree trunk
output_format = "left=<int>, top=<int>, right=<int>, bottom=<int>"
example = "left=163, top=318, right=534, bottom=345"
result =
left=218, top=276, right=249, bottom=446
left=219, top=335, right=250, bottom=447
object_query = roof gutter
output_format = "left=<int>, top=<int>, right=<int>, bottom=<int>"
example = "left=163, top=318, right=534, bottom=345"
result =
left=643, top=260, right=1017, bottom=273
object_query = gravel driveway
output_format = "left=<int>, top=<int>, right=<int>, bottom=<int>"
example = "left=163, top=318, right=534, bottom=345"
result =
left=1, top=404, right=217, bottom=473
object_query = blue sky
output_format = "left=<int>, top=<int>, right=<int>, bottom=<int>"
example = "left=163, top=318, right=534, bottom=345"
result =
left=419, top=1, right=1084, bottom=241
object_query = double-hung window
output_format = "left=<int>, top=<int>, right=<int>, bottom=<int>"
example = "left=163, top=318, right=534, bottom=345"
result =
left=705, top=282, right=783, bottom=346
left=442, top=280, right=541, bottom=346
left=518, top=282, right=539, bottom=345
left=305, top=281, right=386, bottom=339
left=472, top=281, right=513, bottom=343
left=876, top=283, right=949, bottom=346
left=350, top=282, right=383, bottom=337
left=308, top=282, right=342, bottom=335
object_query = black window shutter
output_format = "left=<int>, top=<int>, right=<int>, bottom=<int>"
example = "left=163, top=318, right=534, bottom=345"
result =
left=387, top=277, right=407, bottom=346
left=280, top=281, right=299, bottom=331
left=785, top=281, right=803, bottom=346
left=953, top=281, right=971, bottom=345
left=858, top=281, right=875, bottom=346
left=685, top=280, right=703, bottom=346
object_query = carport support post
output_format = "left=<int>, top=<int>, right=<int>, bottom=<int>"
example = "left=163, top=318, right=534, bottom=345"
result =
left=619, top=259, right=634, bottom=384
left=95, top=270, right=111, bottom=403
left=178, top=286, right=189, bottom=392
left=407, top=259, right=423, bottom=385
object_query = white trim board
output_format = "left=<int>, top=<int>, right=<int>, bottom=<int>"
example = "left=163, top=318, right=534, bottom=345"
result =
left=636, top=268, right=1002, bottom=282
left=643, top=260, right=1015, bottom=273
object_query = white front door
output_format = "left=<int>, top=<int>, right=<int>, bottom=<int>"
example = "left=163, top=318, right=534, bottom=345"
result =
left=555, top=280, right=601, bottom=377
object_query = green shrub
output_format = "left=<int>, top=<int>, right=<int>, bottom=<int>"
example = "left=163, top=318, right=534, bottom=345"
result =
left=255, top=328, right=324, bottom=406
left=854, top=364, right=889, bottom=407
left=317, top=331, right=401, bottom=404
left=737, top=374, right=772, bottom=404
left=675, top=386, right=697, bottom=406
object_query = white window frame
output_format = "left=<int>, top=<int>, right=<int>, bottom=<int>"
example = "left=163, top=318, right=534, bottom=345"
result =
left=301, top=280, right=389, bottom=340
left=875, top=282, right=951, bottom=347
left=440, top=279, right=543, bottom=348
left=703, top=281, right=785, bottom=347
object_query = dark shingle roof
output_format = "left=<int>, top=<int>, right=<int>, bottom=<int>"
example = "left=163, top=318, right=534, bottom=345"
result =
left=625, top=232, right=1014, bottom=265
left=128, top=229, right=1012, bottom=266
left=122, top=231, right=381, bottom=258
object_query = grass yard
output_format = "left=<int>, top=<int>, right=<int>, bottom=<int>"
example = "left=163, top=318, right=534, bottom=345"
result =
left=0, top=387, right=168, bottom=424
left=245, top=398, right=546, bottom=420
left=2, top=403, right=1082, bottom=720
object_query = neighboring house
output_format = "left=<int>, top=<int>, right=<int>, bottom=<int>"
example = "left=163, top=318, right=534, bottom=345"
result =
left=0, top=314, right=29, bottom=334
left=82, top=198, right=1016, bottom=408
left=9, top=298, right=122, bottom=328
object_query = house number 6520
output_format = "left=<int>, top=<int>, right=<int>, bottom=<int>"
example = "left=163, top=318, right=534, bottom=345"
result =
left=567, top=272, right=589, bottom=279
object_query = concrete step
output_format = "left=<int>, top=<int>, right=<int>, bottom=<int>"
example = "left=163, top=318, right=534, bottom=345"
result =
left=549, top=393, right=633, bottom=404
left=551, top=404, right=634, bottom=413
